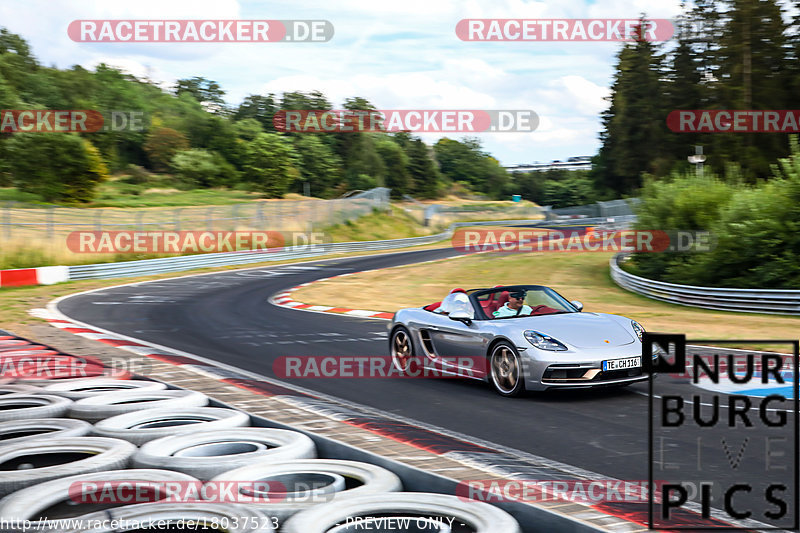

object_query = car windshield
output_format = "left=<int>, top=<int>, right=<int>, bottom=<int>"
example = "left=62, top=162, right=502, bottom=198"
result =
left=473, top=286, right=577, bottom=319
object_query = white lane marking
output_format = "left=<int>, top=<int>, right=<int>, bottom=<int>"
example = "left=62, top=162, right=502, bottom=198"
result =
left=631, top=389, right=788, bottom=412
left=345, top=310, right=380, bottom=317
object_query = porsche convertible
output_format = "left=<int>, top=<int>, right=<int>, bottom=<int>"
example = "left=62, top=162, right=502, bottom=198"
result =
left=388, top=285, right=651, bottom=397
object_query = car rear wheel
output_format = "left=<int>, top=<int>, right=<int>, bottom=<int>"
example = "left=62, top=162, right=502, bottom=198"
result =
left=489, top=342, right=525, bottom=397
left=390, top=327, right=415, bottom=373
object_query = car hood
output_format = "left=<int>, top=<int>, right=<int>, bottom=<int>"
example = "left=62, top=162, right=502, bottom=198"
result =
left=511, top=312, right=636, bottom=348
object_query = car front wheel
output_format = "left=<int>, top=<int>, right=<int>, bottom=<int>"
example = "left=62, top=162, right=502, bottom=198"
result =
left=489, top=342, right=525, bottom=397
left=390, top=327, right=415, bottom=373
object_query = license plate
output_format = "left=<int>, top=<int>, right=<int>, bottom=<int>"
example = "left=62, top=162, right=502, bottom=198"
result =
left=602, top=357, right=641, bottom=371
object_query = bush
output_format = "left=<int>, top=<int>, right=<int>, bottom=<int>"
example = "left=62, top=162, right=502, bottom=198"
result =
left=630, top=138, right=800, bottom=288
left=241, top=133, right=299, bottom=197
left=123, top=164, right=151, bottom=184
left=346, top=173, right=378, bottom=191
left=171, top=149, right=237, bottom=188
left=7, top=133, right=109, bottom=202
left=143, top=127, right=190, bottom=172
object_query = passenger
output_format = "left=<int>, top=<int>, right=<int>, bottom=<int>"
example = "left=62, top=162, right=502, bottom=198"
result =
left=493, top=290, right=532, bottom=318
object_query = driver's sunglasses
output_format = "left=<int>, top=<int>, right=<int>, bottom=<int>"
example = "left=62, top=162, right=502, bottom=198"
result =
left=510, top=294, right=525, bottom=299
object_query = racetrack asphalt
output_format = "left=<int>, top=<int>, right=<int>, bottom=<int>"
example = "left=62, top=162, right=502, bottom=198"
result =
left=57, top=246, right=797, bottom=520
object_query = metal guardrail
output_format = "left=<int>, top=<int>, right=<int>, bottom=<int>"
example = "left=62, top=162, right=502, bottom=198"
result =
left=67, top=217, right=613, bottom=281
left=610, top=253, right=800, bottom=315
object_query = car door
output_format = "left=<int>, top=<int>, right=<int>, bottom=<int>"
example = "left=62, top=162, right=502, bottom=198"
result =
left=426, top=296, right=487, bottom=378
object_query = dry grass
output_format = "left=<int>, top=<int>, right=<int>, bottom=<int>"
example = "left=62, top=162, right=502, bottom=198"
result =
left=292, top=251, right=800, bottom=344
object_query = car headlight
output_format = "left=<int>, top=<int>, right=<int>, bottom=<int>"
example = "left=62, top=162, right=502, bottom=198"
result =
left=631, top=321, right=645, bottom=342
left=524, top=330, right=567, bottom=351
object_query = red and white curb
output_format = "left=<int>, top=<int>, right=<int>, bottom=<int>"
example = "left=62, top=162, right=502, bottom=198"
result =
left=268, top=257, right=455, bottom=320
left=0, top=266, right=69, bottom=288
left=270, top=280, right=394, bottom=320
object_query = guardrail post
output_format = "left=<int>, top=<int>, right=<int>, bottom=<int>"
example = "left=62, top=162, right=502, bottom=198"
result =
left=136, top=211, right=144, bottom=232
left=256, top=202, right=264, bottom=229
left=47, top=206, right=54, bottom=240
left=94, top=209, right=103, bottom=231
left=174, top=208, right=182, bottom=231
left=206, top=207, right=214, bottom=231
left=3, top=201, right=12, bottom=239
left=231, top=204, right=239, bottom=230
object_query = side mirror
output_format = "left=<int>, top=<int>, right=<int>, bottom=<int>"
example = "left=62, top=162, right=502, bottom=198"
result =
left=570, top=300, right=584, bottom=312
left=449, top=310, right=473, bottom=325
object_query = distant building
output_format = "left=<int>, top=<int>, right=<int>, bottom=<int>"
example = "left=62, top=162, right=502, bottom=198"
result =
left=504, top=156, right=592, bottom=173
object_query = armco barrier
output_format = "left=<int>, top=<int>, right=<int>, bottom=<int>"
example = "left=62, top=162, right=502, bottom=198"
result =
left=610, top=253, right=800, bottom=315
left=2, top=217, right=622, bottom=285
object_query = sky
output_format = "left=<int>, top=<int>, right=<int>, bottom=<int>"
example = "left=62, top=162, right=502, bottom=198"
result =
left=0, top=0, right=686, bottom=165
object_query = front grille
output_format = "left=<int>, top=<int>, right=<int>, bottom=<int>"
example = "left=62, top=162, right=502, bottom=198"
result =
left=597, top=368, right=643, bottom=381
left=542, top=364, right=643, bottom=383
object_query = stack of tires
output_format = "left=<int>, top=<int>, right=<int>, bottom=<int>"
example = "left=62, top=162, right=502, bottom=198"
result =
left=0, top=376, right=521, bottom=532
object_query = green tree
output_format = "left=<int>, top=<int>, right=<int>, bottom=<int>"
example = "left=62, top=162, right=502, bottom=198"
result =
left=433, top=137, right=509, bottom=197
left=375, top=136, right=410, bottom=198
left=242, top=133, right=299, bottom=197
left=711, top=0, right=790, bottom=180
left=292, top=135, right=342, bottom=197
left=7, top=133, right=108, bottom=202
left=234, top=94, right=278, bottom=131
left=406, top=137, right=441, bottom=198
left=175, top=77, right=226, bottom=109
left=343, top=133, right=385, bottom=187
left=233, top=118, right=264, bottom=141
left=0, top=28, right=37, bottom=91
left=143, top=127, right=190, bottom=171
left=593, top=19, right=664, bottom=195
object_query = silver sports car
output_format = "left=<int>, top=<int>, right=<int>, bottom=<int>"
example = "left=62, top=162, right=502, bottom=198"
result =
left=388, top=285, right=650, bottom=397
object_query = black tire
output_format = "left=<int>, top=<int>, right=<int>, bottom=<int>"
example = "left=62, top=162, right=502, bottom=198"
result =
left=0, top=394, right=73, bottom=422
left=488, top=341, right=526, bottom=397
left=92, top=407, right=250, bottom=445
left=0, top=436, right=136, bottom=497
left=389, top=326, right=416, bottom=374
left=0, top=468, right=199, bottom=523
left=69, top=389, right=209, bottom=423
left=42, top=379, right=166, bottom=400
left=0, top=418, right=91, bottom=445
left=132, top=428, right=317, bottom=480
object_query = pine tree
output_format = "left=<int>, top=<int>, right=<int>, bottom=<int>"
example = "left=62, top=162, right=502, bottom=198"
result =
left=593, top=19, right=665, bottom=195
left=713, top=0, right=790, bottom=180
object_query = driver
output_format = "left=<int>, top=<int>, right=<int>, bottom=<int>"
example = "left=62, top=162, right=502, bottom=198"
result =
left=492, top=290, right=532, bottom=318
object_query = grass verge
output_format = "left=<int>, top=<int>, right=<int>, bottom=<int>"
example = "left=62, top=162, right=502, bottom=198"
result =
left=0, top=205, right=440, bottom=270
left=290, top=251, right=800, bottom=345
